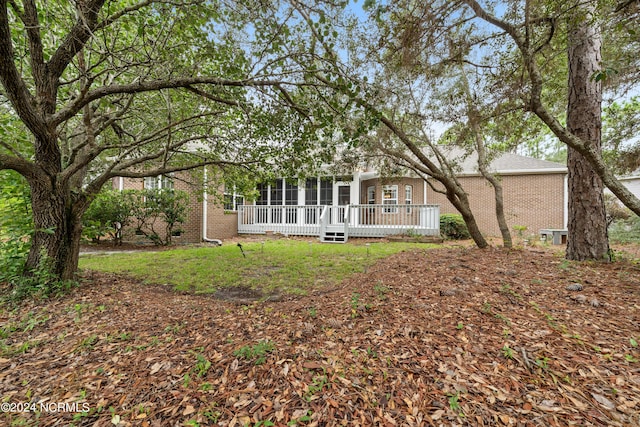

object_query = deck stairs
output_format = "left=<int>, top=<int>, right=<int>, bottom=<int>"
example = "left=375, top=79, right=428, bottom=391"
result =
left=321, top=226, right=347, bottom=243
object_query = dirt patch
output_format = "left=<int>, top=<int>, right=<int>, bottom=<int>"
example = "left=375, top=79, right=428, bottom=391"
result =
left=213, top=285, right=282, bottom=303
left=80, top=241, right=173, bottom=252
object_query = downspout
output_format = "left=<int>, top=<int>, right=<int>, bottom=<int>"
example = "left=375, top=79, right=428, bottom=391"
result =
left=423, top=178, right=427, bottom=204
left=563, top=173, right=568, bottom=229
left=119, top=177, right=124, bottom=191
left=202, top=167, right=222, bottom=246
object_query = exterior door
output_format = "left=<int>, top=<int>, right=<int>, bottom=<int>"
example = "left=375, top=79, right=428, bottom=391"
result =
left=335, top=185, right=350, bottom=224
left=338, top=185, right=350, bottom=206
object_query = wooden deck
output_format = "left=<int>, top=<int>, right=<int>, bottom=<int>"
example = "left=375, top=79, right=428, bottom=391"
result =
left=237, top=204, right=440, bottom=242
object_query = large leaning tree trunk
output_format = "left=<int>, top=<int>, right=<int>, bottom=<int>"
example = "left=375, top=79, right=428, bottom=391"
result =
left=374, top=116, right=490, bottom=249
left=26, top=171, right=88, bottom=281
left=566, top=4, right=610, bottom=261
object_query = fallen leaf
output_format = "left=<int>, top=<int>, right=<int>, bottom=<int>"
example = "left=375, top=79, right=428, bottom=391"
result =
left=149, top=362, right=163, bottom=375
left=591, top=393, right=616, bottom=410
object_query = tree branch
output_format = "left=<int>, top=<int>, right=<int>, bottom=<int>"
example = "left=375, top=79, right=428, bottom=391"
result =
left=615, top=0, right=639, bottom=13
left=51, top=76, right=303, bottom=127
left=0, top=0, right=44, bottom=139
left=95, top=0, right=154, bottom=31
left=47, top=0, right=107, bottom=82
left=21, top=0, right=46, bottom=95
left=0, top=152, right=39, bottom=179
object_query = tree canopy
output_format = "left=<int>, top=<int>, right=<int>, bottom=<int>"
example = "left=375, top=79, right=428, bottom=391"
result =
left=0, top=0, right=345, bottom=281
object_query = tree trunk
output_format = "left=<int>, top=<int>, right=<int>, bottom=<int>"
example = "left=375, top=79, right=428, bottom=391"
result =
left=446, top=185, right=489, bottom=248
left=472, top=119, right=513, bottom=248
left=481, top=172, right=512, bottom=248
left=566, top=3, right=610, bottom=261
left=24, top=177, right=83, bottom=282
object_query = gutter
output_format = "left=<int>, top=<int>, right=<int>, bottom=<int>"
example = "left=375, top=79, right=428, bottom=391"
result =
left=454, top=167, right=568, bottom=177
left=563, top=174, right=568, bottom=228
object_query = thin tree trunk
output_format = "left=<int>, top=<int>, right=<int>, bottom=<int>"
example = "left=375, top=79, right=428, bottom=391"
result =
left=566, top=3, right=610, bottom=261
left=472, top=118, right=513, bottom=248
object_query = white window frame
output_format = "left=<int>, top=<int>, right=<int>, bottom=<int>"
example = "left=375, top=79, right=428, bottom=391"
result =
left=223, top=185, right=244, bottom=212
left=367, top=186, right=375, bottom=204
left=144, top=175, right=174, bottom=191
left=383, top=185, right=398, bottom=213
left=405, top=185, right=413, bottom=213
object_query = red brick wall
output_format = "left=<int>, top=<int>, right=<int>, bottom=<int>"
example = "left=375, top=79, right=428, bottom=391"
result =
left=112, top=175, right=204, bottom=244
left=427, top=173, right=566, bottom=237
left=360, top=177, right=426, bottom=204
left=205, top=185, right=238, bottom=240
left=112, top=171, right=565, bottom=241
left=177, top=178, right=203, bottom=244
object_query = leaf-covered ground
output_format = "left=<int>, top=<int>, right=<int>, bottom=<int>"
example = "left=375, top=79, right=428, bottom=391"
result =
left=2, top=244, right=640, bottom=426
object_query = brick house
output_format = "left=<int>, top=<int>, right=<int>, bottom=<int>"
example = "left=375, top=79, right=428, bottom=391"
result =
left=113, top=153, right=567, bottom=243
left=424, top=152, right=568, bottom=237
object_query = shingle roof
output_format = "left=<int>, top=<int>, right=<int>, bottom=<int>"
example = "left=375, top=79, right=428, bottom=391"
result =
left=456, top=151, right=567, bottom=175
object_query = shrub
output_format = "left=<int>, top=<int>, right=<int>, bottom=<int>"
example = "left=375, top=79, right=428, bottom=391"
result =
left=440, top=214, right=471, bottom=240
left=3, top=251, right=77, bottom=304
left=0, top=171, right=33, bottom=290
left=82, top=190, right=135, bottom=244
left=609, top=215, right=640, bottom=244
left=130, top=189, right=190, bottom=246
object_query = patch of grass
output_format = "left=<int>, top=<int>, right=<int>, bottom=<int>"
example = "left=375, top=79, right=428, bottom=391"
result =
left=233, top=340, right=276, bottom=365
left=76, top=334, right=99, bottom=352
left=501, top=344, right=514, bottom=359
left=304, top=374, right=329, bottom=401
left=0, top=310, right=49, bottom=339
left=190, top=350, right=211, bottom=378
left=79, top=240, right=435, bottom=295
left=0, top=339, right=40, bottom=357
left=373, top=282, right=390, bottom=300
left=447, top=391, right=464, bottom=417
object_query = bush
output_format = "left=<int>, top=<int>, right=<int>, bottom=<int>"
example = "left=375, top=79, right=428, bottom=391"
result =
left=440, top=214, right=471, bottom=240
left=130, top=189, right=190, bottom=246
left=2, top=251, right=77, bottom=304
left=609, top=215, right=640, bottom=244
left=0, top=171, right=33, bottom=289
left=82, top=190, right=135, bottom=244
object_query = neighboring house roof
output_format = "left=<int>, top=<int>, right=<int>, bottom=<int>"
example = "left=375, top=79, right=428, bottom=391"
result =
left=458, top=151, right=567, bottom=176
left=618, top=168, right=640, bottom=181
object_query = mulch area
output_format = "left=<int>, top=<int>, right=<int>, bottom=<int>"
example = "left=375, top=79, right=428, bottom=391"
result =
left=1, top=244, right=640, bottom=426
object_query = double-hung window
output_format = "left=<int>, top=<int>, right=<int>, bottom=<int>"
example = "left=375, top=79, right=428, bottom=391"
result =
left=405, top=185, right=413, bottom=213
left=144, top=175, right=174, bottom=191
left=383, top=185, right=398, bottom=213
left=223, top=185, right=244, bottom=211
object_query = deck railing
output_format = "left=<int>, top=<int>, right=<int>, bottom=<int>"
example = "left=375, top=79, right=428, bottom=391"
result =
left=237, top=204, right=440, bottom=237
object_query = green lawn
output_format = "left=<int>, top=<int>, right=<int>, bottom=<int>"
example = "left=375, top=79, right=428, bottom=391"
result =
left=79, top=240, right=437, bottom=295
